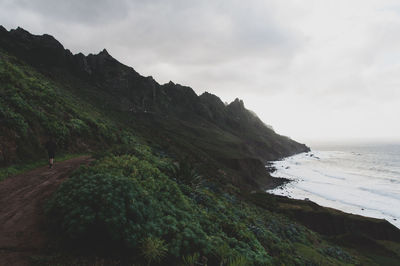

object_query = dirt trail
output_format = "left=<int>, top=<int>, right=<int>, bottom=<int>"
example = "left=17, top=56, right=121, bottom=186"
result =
left=0, top=156, right=93, bottom=266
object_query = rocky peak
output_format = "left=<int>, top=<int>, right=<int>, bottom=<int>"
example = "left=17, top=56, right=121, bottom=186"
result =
left=0, top=25, right=6, bottom=32
left=0, top=26, right=71, bottom=70
left=228, top=98, right=245, bottom=110
left=100, top=48, right=109, bottom=54
left=88, top=48, right=115, bottom=62
left=10, top=26, right=30, bottom=36
left=200, top=92, right=225, bottom=108
left=9, top=27, right=64, bottom=49
left=98, top=48, right=112, bottom=58
left=0, top=25, right=311, bottom=172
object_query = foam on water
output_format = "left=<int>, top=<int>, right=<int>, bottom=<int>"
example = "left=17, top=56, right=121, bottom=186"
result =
left=267, top=144, right=400, bottom=228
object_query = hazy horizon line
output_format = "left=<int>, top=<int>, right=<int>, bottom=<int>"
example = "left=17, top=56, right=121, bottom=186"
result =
left=303, top=138, right=400, bottom=146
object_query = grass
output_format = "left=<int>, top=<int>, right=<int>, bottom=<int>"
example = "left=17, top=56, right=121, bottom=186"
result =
left=1, top=33, right=399, bottom=265
left=293, top=243, right=347, bottom=266
left=0, top=153, right=89, bottom=182
left=378, top=240, right=400, bottom=256
left=0, top=49, right=135, bottom=167
left=42, top=150, right=362, bottom=265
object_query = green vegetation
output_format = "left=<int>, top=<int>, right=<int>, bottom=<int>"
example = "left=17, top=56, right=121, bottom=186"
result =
left=0, top=153, right=86, bottom=182
left=45, top=147, right=357, bottom=265
left=0, top=27, right=310, bottom=191
left=0, top=50, right=134, bottom=166
left=1, top=31, right=399, bottom=265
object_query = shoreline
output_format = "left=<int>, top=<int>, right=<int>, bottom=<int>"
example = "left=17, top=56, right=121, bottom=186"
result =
left=247, top=191, right=400, bottom=242
left=263, top=161, right=291, bottom=190
left=267, top=186, right=400, bottom=229
left=265, top=150, right=400, bottom=229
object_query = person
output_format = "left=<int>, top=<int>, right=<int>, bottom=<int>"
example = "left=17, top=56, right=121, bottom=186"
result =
left=45, top=138, right=57, bottom=168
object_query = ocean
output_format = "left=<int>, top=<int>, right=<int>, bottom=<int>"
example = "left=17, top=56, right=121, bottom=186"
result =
left=267, top=143, right=400, bottom=228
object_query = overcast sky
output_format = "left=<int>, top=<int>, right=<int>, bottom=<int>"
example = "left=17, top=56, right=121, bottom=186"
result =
left=1, top=0, right=400, bottom=143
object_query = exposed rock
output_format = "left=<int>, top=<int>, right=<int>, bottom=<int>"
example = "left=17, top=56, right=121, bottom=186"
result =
left=0, top=26, right=310, bottom=190
left=249, top=192, right=400, bottom=242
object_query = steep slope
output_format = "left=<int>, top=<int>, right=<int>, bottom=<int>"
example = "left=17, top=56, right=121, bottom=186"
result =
left=1, top=26, right=400, bottom=265
left=0, top=26, right=308, bottom=189
left=0, top=49, right=135, bottom=166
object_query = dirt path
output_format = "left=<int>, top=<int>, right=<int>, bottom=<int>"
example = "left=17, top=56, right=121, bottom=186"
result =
left=0, top=156, right=93, bottom=266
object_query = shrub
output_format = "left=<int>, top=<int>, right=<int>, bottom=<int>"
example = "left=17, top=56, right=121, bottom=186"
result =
left=228, top=256, right=248, bottom=266
left=46, top=173, right=159, bottom=250
left=45, top=155, right=211, bottom=258
left=320, top=246, right=353, bottom=263
left=45, top=154, right=347, bottom=265
left=166, top=160, right=202, bottom=188
left=68, top=118, right=90, bottom=135
left=182, top=253, right=200, bottom=266
left=141, top=236, right=168, bottom=265
left=0, top=51, right=131, bottom=165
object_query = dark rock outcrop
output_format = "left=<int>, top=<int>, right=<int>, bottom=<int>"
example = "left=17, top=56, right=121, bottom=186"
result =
left=0, top=26, right=310, bottom=190
left=248, top=192, right=400, bottom=241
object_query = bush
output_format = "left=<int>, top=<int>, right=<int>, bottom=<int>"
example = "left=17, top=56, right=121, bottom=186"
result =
left=141, top=236, right=168, bottom=264
left=0, top=51, right=131, bottom=165
left=46, top=155, right=277, bottom=264
left=68, top=118, right=90, bottom=136
left=166, top=160, right=202, bottom=188
left=45, top=155, right=210, bottom=257
left=45, top=154, right=348, bottom=265
left=46, top=173, right=159, bottom=250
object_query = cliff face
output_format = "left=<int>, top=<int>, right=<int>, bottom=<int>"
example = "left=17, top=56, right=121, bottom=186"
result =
left=0, top=26, right=309, bottom=190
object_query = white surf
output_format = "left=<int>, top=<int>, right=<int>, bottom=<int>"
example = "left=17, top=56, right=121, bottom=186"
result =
left=267, top=143, right=400, bottom=229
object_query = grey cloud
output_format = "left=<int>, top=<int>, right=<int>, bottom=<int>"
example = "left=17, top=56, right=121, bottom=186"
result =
left=1, top=0, right=400, bottom=141
left=2, top=0, right=303, bottom=66
left=13, top=0, right=130, bottom=24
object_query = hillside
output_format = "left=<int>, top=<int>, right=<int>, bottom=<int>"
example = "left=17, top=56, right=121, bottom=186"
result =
left=1, top=26, right=400, bottom=265
left=1, top=141, right=400, bottom=266
left=0, top=26, right=308, bottom=190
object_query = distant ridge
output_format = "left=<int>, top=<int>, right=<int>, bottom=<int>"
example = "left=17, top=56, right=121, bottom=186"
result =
left=0, top=26, right=309, bottom=189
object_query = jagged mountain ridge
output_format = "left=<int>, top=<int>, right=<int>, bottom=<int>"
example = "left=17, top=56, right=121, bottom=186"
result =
left=0, top=26, right=309, bottom=189
left=0, top=27, right=261, bottom=120
left=2, top=27, right=400, bottom=266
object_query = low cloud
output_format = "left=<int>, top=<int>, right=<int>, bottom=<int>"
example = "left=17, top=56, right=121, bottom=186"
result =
left=1, top=0, right=400, bottom=142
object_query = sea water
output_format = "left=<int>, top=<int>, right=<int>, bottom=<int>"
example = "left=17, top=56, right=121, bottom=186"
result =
left=267, top=143, right=400, bottom=228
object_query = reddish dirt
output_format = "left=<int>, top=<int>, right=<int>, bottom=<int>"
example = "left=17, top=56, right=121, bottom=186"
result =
left=0, top=156, right=93, bottom=266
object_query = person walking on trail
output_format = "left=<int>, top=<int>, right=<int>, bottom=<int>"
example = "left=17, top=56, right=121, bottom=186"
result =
left=45, top=139, right=57, bottom=168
